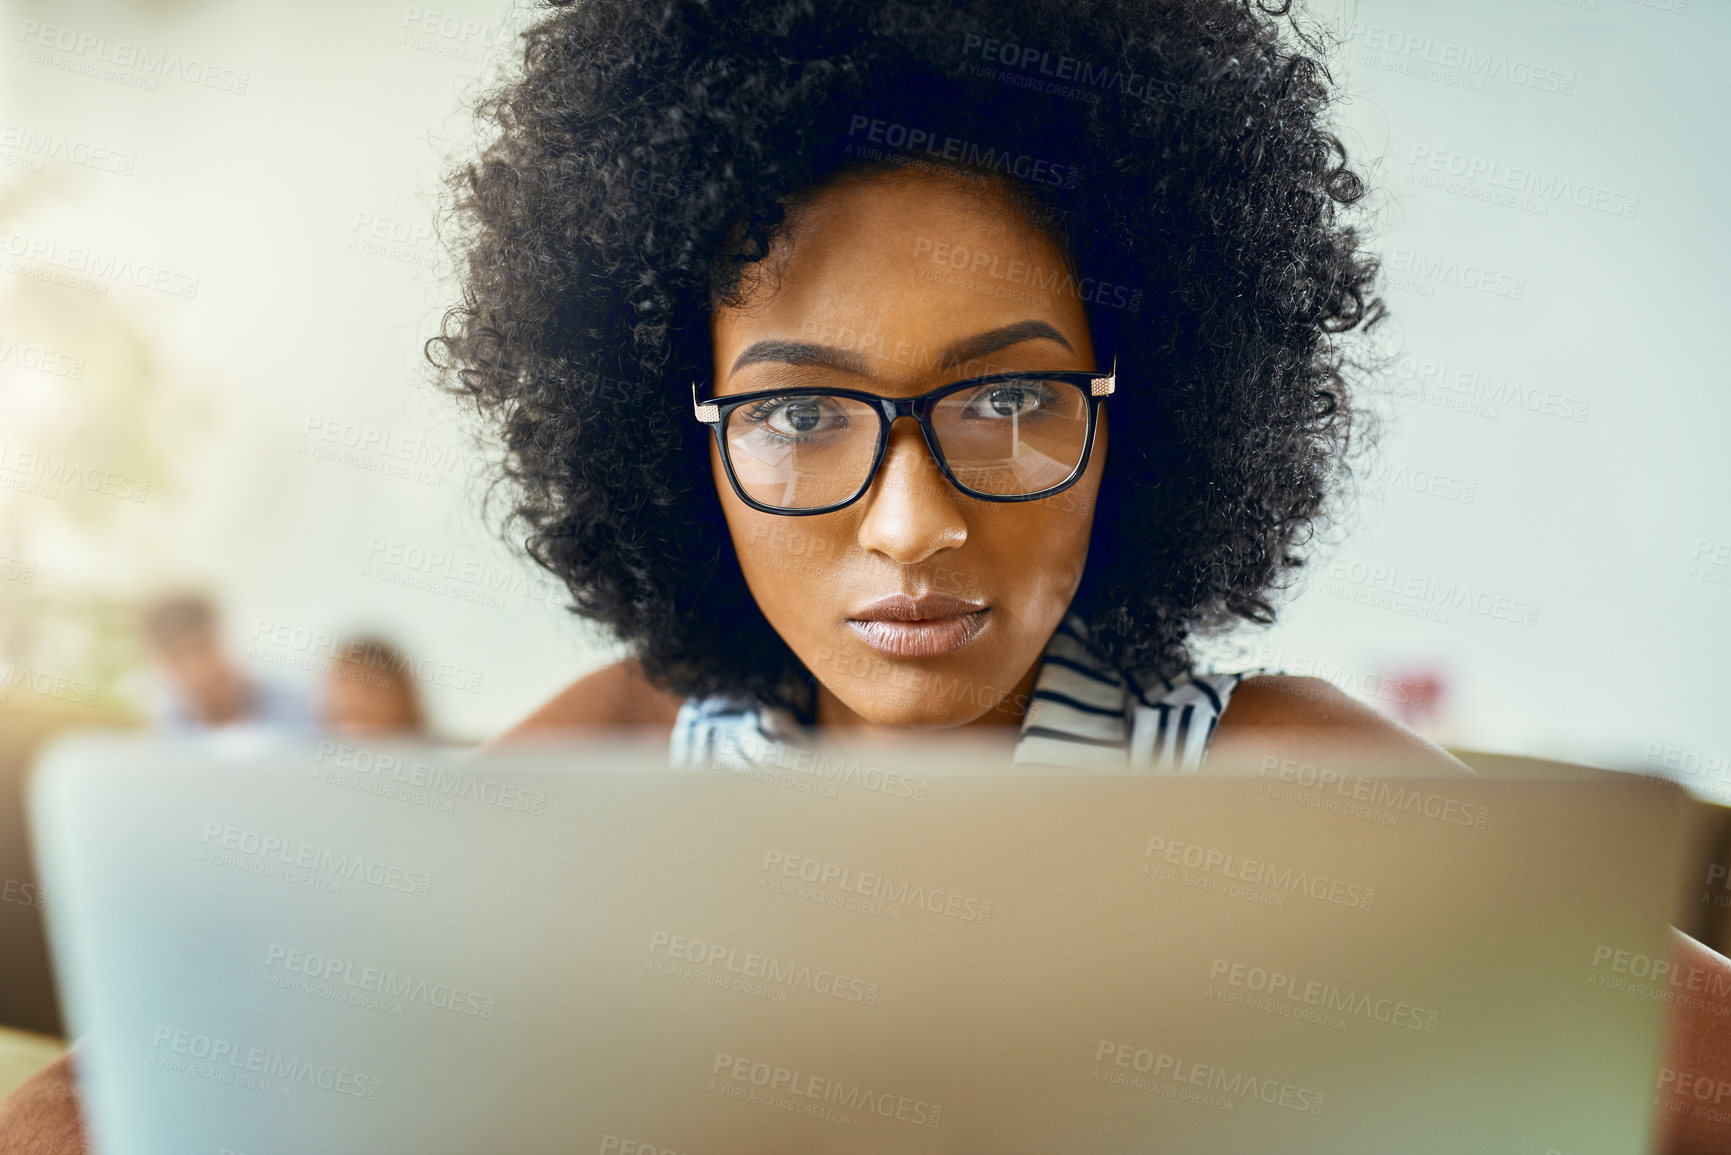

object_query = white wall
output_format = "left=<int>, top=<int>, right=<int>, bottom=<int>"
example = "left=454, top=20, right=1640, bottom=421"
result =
left=1, top=0, right=1725, bottom=786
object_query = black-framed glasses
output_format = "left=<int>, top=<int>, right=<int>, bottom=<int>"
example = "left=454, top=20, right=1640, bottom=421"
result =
left=692, top=361, right=1114, bottom=515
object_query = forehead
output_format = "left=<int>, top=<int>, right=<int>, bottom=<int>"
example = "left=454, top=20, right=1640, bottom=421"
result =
left=711, top=168, right=1093, bottom=383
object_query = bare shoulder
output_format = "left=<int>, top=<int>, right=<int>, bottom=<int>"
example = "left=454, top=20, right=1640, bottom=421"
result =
left=1208, top=674, right=1470, bottom=775
left=0, top=1049, right=87, bottom=1153
left=487, top=658, right=684, bottom=749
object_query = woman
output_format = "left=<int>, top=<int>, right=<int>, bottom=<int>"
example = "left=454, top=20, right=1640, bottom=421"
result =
left=4, top=0, right=1725, bottom=1149
left=457, top=0, right=1447, bottom=773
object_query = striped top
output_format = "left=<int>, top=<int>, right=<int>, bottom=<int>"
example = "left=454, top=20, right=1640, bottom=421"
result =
left=668, top=613, right=1272, bottom=774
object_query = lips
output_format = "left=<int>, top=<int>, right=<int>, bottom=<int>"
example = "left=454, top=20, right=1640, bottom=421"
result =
left=849, top=593, right=987, bottom=622
left=846, top=592, right=990, bottom=659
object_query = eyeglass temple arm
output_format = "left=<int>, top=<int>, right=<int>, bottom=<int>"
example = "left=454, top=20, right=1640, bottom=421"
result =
left=692, top=381, right=719, bottom=423
left=1091, top=357, right=1116, bottom=397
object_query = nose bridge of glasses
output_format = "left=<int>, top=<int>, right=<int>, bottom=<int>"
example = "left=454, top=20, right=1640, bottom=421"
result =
left=881, top=394, right=948, bottom=457
left=877, top=409, right=948, bottom=480
left=878, top=395, right=928, bottom=421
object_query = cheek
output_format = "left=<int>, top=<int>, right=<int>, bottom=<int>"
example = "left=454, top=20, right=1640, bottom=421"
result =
left=992, top=505, right=1092, bottom=606
left=713, top=444, right=778, bottom=572
left=987, top=457, right=1104, bottom=589
left=1055, top=423, right=1107, bottom=560
left=712, top=445, right=852, bottom=624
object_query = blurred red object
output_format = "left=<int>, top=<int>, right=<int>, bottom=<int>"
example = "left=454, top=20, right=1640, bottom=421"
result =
left=1382, top=667, right=1447, bottom=733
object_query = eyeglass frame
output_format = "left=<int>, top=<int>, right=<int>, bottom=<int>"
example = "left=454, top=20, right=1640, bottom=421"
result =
left=691, top=359, right=1115, bottom=516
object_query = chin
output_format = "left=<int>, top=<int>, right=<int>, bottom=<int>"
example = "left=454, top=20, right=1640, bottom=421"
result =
left=833, top=680, right=991, bottom=730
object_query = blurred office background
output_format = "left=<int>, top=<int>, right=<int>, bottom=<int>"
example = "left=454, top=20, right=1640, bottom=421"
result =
left=0, top=0, right=1726, bottom=769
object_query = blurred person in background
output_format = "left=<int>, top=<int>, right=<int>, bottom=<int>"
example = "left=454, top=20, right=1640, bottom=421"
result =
left=138, top=592, right=314, bottom=737
left=320, top=636, right=428, bottom=738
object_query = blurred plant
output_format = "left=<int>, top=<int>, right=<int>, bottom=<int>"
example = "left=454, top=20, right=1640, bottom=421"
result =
left=0, top=174, right=211, bottom=710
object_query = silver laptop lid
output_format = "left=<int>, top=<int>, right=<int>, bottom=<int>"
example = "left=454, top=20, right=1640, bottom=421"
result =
left=29, top=732, right=1697, bottom=1154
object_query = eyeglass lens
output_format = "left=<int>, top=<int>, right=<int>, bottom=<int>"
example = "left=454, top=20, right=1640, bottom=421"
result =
left=722, top=378, right=1090, bottom=511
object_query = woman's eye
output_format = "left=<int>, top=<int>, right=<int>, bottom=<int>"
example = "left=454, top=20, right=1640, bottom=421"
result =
left=966, top=384, right=1049, bottom=419
left=747, top=397, right=845, bottom=438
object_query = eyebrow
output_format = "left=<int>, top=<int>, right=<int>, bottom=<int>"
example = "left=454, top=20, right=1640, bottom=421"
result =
left=727, top=320, right=1074, bottom=379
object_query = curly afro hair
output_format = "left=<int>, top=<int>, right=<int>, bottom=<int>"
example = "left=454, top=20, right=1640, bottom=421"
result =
left=432, top=0, right=1381, bottom=719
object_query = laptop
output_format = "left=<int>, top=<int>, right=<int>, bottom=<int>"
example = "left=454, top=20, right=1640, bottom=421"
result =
left=27, top=730, right=1703, bottom=1154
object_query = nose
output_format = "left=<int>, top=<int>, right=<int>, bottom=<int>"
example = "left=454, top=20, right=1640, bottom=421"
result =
left=855, top=417, right=968, bottom=565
